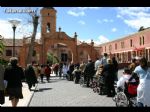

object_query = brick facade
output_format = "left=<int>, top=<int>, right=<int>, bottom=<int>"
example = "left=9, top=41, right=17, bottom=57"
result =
left=100, top=28, right=150, bottom=64
left=17, top=7, right=98, bottom=67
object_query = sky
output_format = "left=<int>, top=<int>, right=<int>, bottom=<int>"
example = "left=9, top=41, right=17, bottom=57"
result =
left=0, top=7, right=150, bottom=45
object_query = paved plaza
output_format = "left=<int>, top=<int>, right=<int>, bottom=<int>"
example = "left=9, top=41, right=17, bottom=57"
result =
left=2, top=69, right=124, bottom=107
left=29, top=70, right=123, bottom=107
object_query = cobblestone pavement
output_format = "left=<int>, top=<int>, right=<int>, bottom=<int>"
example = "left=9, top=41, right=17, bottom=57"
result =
left=29, top=70, right=124, bottom=107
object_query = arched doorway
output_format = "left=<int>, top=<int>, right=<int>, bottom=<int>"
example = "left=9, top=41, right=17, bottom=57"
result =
left=47, top=43, right=73, bottom=64
left=79, top=50, right=90, bottom=63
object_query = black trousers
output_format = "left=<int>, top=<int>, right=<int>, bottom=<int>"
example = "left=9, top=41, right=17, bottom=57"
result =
left=0, top=90, right=5, bottom=105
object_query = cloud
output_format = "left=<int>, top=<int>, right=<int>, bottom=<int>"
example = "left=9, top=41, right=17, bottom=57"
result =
left=78, top=20, right=86, bottom=25
left=77, top=7, right=101, bottom=10
left=97, top=19, right=102, bottom=24
left=67, top=10, right=85, bottom=17
left=111, top=28, right=117, bottom=32
left=0, top=19, right=40, bottom=39
left=79, top=35, right=109, bottom=46
left=97, top=19, right=114, bottom=24
left=67, top=7, right=101, bottom=17
left=116, top=7, right=150, bottom=30
left=97, top=35, right=110, bottom=44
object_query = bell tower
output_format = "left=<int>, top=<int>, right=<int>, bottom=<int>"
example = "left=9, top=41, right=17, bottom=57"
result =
left=40, top=7, right=57, bottom=35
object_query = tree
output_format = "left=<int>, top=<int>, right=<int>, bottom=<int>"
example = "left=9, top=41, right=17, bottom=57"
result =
left=0, top=36, right=6, bottom=65
left=47, top=53, right=59, bottom=64
left=0, top=36, right=5, bottom=57
left=26, top=10, right=39, bottom=65
left=138, top=26, right=145, bottom=32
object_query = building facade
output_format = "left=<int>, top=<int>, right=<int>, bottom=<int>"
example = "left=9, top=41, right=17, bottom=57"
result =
left=99, top=28, right=150, bottom=64
left=2, top=7, right=98, bottom=67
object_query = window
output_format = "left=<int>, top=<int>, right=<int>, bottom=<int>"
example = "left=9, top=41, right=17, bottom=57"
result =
left=47, top=23, right=50, bottom=33
left=6, top=50, right=12, bottom=56
left=115, top=43, right=117, bottom=50
left=140, top=37, right=142, bottom=45
left=32, top=50, right=36, bottom=56
left=121, top=42, right=124, bottom=49
left=48, top=13, right=49, bottom=16
left=109, top=45, right=112, bottom=51
left=143, top=36, right=144, bottom=45
left=130, top=39, right=132, bottom=47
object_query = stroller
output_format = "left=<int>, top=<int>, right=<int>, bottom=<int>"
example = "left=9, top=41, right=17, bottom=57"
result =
left=113, top=81, right=138, bottom=107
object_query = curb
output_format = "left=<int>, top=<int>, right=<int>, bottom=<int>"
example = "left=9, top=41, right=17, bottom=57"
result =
left=27, top=83, right=38, bottom=107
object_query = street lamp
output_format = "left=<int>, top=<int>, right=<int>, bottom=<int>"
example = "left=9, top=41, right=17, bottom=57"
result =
left=9, top=20, right=20, bottom=57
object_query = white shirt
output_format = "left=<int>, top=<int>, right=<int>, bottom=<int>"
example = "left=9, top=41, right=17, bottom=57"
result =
left=95, top=59, right=101, bottom=71
left=117, top=74, right=135, bottom=90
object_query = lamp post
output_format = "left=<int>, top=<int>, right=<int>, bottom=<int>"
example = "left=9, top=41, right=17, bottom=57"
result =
left=9, top=20, right=20, bottom=57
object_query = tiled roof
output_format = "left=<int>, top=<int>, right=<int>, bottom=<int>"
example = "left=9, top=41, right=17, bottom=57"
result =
left=3, top=39, right=41, bottom=46
left=3, top=39, right=23, bottom=46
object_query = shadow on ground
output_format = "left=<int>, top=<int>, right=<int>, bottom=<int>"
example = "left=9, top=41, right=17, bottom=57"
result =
left=33, top=88, right=53, bottom=92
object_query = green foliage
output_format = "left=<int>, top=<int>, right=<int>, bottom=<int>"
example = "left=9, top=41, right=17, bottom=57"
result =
left=47, top=53, right=59, bottom=64
left=0, top=59, right=9, bottom=67
left=0, top=41, right=5, bottom=55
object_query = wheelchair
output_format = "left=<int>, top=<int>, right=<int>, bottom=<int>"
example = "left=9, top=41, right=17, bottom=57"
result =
left=79, top=74, right=87, bottom=87
left=113, top=81, right=138, bottom=107
left=91, top=76, right=100, bottom=93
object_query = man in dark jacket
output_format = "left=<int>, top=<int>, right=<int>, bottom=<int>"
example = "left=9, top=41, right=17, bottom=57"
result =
left=84, top=60, right=95, bottom=87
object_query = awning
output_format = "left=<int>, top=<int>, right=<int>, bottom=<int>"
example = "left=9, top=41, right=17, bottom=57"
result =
left=133, top=47, right=145, bottom=51
left=113, top=50, right=133, bottom=54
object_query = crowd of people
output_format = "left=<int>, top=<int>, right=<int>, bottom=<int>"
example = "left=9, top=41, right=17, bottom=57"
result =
left=0, top=52, right=150, bottom=107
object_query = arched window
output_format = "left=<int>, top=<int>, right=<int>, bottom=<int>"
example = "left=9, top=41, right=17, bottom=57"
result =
left=47, top=23, right=50, bottom=32
left=109, top=45, right=112, bottom=51
left=130, top=39, right=132, bottom=47
left=115, top=43, right=117, bottom=50
left=143, top=36, right=144, bottom=45
left=140, top=37, right=142, bottom=45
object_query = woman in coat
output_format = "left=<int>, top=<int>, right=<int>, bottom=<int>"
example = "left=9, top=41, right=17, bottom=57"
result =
left=103, top=58, right=116, bottom=97
left=4, top=57, right=25, bottom=107
left=24, top=64, right=38, bottom=90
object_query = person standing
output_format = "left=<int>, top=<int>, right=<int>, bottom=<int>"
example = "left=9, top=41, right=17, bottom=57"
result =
left=84, top=60, right=95, bottom=87
left=132, top=57, right=150, bottom=107
left=53, top=63, right=59, bottom=77
left=45, top=65, right=51, bottom=82
left=40, top=64, right=45, bottom=83
left=100, top=53, right=108, bottom=66
left=4, top=57, right=25, bottom=107
left=103, top=58, right=116, bottom=97
left=68, top=62, right=74, bottom=81
left=112, top=57, right=119, bottom=82
left=24, top=64, right=38, bottom=90
left=59, top=62, right=63, bottom=79
left=95, top=58, right=101, bottom=71
left=0, top=62, right=5, bottom=105
left=62, top=63, right=69, bottom=79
